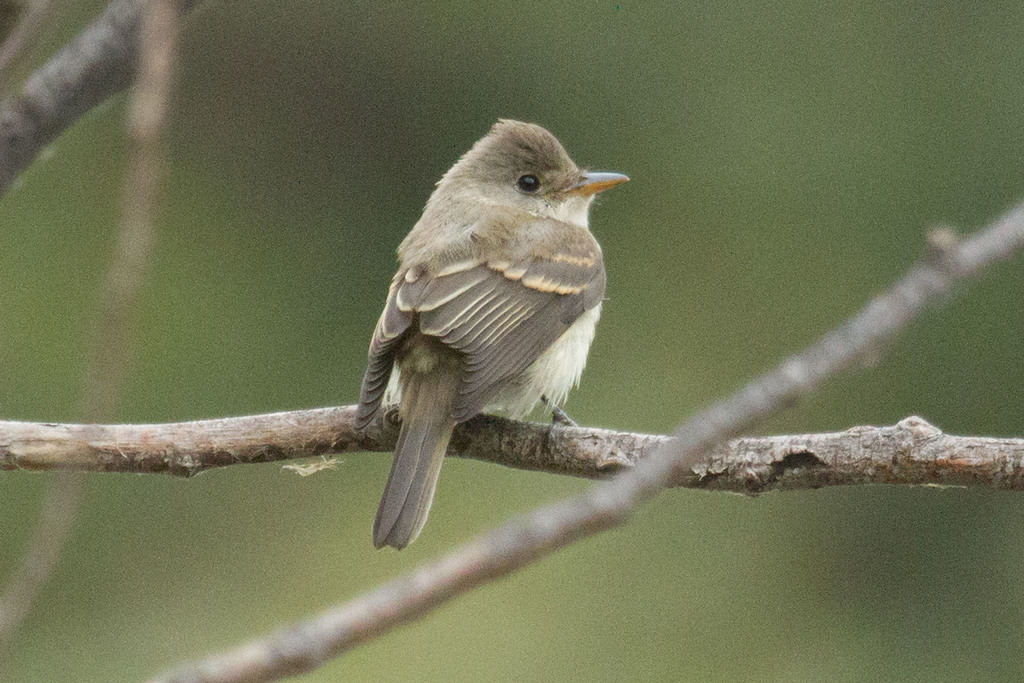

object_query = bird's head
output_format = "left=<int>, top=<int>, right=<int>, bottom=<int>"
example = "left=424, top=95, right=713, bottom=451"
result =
left=439, top=120, right=628, bottom=227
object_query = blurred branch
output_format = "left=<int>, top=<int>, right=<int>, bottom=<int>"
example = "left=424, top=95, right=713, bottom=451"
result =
left=0, top=0, right=181, bottom=661
left=0, top=1, right=25, bottom=45
left=149, top=203, right=1024, bottom=683
left=0, top=0, right=201, bottom=201
left=83, top=0, right=179, bottom=419
left=0, top=0, right=54, bottom=94
left=0, top=468, right=82, bottom=658
left=3, top=410, right=1024, bottom=492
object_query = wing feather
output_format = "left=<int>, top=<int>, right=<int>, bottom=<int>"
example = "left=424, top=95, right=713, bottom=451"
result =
left=419, top=279, right=498, bottom=336
left=415, top=267, right=490, bottom=312
left=357, top=277, right=414, bottom=427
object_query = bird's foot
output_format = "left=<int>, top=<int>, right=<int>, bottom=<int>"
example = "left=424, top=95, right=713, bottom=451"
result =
left=541, top=395, right=578, bottom=428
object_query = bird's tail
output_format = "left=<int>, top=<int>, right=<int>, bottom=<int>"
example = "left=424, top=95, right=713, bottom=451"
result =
left=373, top=371, right=457, bottom=549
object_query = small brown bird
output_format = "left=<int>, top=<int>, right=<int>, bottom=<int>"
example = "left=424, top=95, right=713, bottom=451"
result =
left=357, top=120, right=628, bottom=549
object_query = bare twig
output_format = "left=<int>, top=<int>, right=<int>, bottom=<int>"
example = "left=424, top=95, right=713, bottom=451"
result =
left=0, top=0, right=201, bottom=201
left=0, top=0, right=181, bottom=659
left=151, top=204, right=1024, bottom=683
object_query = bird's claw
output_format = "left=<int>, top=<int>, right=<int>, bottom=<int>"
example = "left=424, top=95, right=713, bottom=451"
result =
left=541, top=395, right=578, bottom=427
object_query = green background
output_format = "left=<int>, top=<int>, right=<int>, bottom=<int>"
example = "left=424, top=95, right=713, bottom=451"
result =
left=3, top=1, right=1024, bottom=680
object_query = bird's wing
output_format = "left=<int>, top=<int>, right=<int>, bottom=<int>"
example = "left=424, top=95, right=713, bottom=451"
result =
left=357, top=219, right=605, bottom=425
left=356, top=273, right=418, bottom=428
left=419, top=226, right=604, bottom=421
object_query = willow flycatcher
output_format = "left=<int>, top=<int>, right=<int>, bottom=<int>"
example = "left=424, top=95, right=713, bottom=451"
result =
left=357, top=120, right=628, bottom=549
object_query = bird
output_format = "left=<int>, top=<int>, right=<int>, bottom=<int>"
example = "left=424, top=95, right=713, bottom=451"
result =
left=356, top=120, right=628, bottom=549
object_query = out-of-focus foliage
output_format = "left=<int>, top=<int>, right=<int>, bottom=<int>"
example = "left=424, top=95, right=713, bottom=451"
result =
left=2, top=2, right=1024, bottom=680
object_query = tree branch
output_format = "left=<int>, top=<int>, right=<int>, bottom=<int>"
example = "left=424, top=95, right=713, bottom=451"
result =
left=0, top=0, right=200, bottom=200
left=148, top=202, right=1024, bottom=683
left=3, top=410, right=1024, bottom=493
left=0, top=0, right=55, bottom=94
left=0, top=406, right=647, bottom=477
left=0, top=0, right=182, bottom=659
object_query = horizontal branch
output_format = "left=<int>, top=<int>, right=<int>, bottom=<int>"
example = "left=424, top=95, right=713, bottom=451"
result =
left=0, top=406, right=658, bottom=478
left=3, top=409, right=1023, bottom=493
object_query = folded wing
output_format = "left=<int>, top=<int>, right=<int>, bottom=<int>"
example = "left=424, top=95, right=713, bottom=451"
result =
left=357, top=222, right=605, bottom=425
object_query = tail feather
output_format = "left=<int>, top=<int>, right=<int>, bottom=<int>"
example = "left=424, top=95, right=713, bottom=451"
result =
left=373, top=372, right=457, bottom=549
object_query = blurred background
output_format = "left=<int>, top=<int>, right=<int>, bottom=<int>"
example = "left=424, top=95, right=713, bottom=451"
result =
left=2, top=1, right=1024, bottom=680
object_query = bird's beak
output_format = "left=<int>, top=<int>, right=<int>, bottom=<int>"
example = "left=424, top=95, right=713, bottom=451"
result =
left=566, top=171, right=630, bottom=196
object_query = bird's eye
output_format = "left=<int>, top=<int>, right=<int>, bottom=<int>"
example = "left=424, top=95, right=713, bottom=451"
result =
left=516, top=174, right=540, bottom=193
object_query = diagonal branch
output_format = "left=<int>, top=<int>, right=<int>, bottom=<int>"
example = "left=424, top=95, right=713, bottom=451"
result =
left=0, top=0, right=55, bottom=94
left=139, top=198, right=1022, bottom=681
left=0, top=0, right=201, bottom=201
